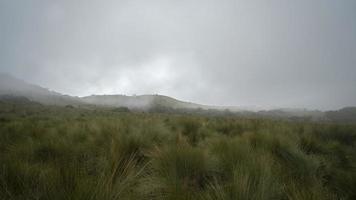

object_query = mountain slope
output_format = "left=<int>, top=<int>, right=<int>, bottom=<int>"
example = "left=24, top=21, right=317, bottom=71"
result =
left=1, top=73, right=356, bottom=123
left=0, top=74, right=82, bottom=106
left=325, top=107, right=356, bottom=123
left=81, top=94, right=204, bottom=110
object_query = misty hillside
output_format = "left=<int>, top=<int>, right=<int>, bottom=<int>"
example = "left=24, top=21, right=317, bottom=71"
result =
left=0, top=74, right=82, bottom=106
left=257, top=108, right=325, bottom=121
left=1, top=73, right=356, bottom=122
left=325, top=107, right=356, bottom=123
left=81, top=94, right=204, bottom=110
left=0, top=74, right=206, bottom=110
left=0, top=95, right=40, bottom=105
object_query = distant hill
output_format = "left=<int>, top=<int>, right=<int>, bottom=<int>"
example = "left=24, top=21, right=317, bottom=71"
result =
left=81, top=94, right=204, bottom=110
left=0, top=74, right=204, bottom=110
left=325, top=107, right=356, bottom=123
left=1, top=73, right=356, bottom=123
left=0, top=95, right=40, bottom=105
left=257, top=108, right=325, bottom=121
left=0, top=74, right=82, bottom=106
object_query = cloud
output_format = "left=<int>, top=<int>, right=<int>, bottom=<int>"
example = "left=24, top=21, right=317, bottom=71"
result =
left=0, top=0, right=356, bottom=110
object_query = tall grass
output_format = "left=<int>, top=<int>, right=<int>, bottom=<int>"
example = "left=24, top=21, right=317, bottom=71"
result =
left=0, top=104, right=356, bottom=199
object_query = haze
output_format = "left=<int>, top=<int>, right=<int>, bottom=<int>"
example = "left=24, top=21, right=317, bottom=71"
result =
left=1, top=0, right=356, bottom=110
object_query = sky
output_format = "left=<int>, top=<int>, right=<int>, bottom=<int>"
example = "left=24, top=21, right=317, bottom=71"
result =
left=0, top=0, right=356, bottom=110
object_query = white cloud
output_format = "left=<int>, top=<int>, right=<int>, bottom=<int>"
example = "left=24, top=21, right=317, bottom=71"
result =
left=1, top=0, right=356, bottom=110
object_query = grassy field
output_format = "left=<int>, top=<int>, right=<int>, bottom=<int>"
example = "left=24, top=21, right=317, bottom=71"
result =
left=1, top=103, right=356, bottom=200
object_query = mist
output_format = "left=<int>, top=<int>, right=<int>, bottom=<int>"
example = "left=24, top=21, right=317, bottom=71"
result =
left=1, top=0, right=356, bottom=110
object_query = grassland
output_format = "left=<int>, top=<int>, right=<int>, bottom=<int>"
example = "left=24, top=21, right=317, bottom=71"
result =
left=0, top=102, right=356, bottom=200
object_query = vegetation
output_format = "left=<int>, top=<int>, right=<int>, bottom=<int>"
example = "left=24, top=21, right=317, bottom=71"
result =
left=1, top=102, right=356, bottom=200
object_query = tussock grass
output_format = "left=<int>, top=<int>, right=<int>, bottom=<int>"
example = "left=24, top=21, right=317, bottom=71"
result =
left=1, top=104, right=356, bottom=199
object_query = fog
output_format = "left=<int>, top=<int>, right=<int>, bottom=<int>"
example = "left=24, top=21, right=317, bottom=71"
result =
left=1, top=0, right=356, bottom=110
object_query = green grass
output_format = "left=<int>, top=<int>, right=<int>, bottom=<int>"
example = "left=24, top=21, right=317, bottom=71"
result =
left=0, top=103, right=356, bottom=199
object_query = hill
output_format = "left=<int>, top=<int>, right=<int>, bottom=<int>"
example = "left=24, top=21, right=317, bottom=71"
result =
left=325, top=107, right=356, bottom=123
left=81, top=94, right=204, bottom=111
left=0, top=74, right=83, bottom=106
left=1, top=74, right=356, bottom=122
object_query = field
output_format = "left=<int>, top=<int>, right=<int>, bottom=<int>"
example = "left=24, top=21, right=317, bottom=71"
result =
left=1, top=103, right=356, bottom=200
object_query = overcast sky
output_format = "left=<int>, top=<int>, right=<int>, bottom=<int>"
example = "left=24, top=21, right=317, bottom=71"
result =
left=1, top=0, right=356, bottom=110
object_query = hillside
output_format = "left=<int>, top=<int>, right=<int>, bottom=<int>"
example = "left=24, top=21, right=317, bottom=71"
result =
left=0, top=74, right=83, bottom=106
left=1, top=74, right=356, bottom=122
left=0, top=74, right=205, bottom=110
left=81, top=94, right=204, bottom=110
left=325, top=107, right=356, bottom=123
left=257, top=108, right=325, bottom=121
